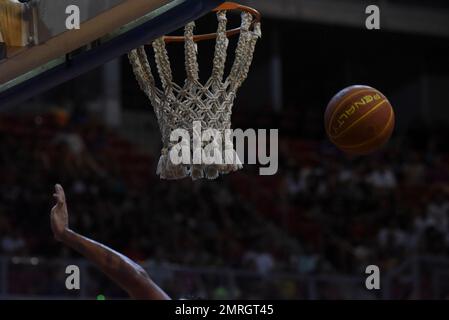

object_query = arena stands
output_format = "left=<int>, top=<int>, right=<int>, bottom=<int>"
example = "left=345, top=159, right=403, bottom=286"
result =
left=1, top=103, right=449, bottom=299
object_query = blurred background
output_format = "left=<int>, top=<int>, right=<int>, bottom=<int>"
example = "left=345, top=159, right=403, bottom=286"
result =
left=1, top=0, right=449, bottom=299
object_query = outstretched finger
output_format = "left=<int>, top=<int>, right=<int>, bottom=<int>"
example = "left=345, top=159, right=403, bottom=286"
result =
left=54, top=184, right=66, bottom=204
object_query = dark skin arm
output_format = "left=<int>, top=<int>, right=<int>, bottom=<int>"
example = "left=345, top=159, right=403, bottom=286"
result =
left=50, top=184, right=170, bottom=300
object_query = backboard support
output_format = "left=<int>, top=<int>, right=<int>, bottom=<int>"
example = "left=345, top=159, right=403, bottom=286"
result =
left=0, top=0, right=224, bottom=109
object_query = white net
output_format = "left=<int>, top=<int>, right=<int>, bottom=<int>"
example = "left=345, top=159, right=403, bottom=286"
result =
left=128, top=10, right=261, bottom=180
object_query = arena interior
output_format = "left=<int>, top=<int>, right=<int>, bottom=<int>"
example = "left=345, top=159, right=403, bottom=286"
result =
left=1, top=0, right=449, bottom=300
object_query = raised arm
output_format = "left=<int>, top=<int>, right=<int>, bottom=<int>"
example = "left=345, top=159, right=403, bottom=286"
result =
left=50, top=184, right=170, bottom=300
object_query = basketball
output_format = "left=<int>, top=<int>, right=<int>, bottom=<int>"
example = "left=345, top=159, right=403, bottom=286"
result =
left=324, top=85, right=395, bottom=155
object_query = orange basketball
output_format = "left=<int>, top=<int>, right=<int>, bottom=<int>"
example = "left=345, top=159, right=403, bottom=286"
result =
left=324, top=85, right=395, bottom=155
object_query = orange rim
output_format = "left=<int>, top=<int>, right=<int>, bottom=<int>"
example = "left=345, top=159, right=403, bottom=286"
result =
left=161, top=2, right=261, bottom=44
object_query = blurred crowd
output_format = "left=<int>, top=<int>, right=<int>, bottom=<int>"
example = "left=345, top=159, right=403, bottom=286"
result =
left=1, top=106, right=449, bottom=298
left=279, top=140, right=449, bottom=275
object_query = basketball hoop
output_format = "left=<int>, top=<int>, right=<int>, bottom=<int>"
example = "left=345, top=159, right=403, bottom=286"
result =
left=162, top=2, right=261, bottom=43
left=128, top=2, right=261, bottom=180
